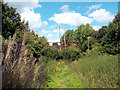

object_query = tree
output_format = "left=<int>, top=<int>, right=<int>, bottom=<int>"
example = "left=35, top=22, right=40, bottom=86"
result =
left=25, top=31, right=48, bottom=58
left=92, top=26, right=107, bottom=43
left=113, top=13, right=120, bottom=24
left=73, top=23, right=94, bottom=52
left=2, top=2, right=29, bottom=39
left=101, top=20, right=120, bottom=54
left=60, top=30, right=74, bottom=46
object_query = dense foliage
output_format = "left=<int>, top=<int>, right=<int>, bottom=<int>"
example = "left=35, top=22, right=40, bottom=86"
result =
left=25, top=31, right=48, bottom=58
left=2, top=33, right=46, bottom=88
left=60, top=14, right=120, bottom=55
left=1, top=2, right=120, bottom=88
left=2, top=2, right=29, bottom=40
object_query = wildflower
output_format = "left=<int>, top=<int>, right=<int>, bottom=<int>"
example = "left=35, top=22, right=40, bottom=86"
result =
left=29, top=69, right=33, bottom=72
left=65, top=68, right=67, bottom=70
left=24, top=71, right=26, bottom=73
left=29, top=66, right=32, bottom=68
left=73, top=60, right=77, bottom=63
left=41, top=65, right=45, bottom=70
left=56, top=67, right=61, bottom=71
left=59, top=59, right=62, bottom=62
left=30, top=60, right=33, bottom=63
left=56, top=67, right=59, bottom=71
left=40, top=73, right=46, bottom=77
left=19, top=41, right=23, bottom=44
left=115, top=86, right=119, bottom=88
left=21, top=60, right=24, bottom=62
left=58, top=68, right=61, bottom=71
left=61, top=61, right=65, bottom=64
left=18, top=45, right=21, bottom=47
left=57, top=62, right=60, bottom=66
left=14, top=44, right=17, bottom=46
left=110, top=55, right=112, bottom=56
left=58, top=83, right=60, bottom=86
left=25, top=49, right=28, bottom=53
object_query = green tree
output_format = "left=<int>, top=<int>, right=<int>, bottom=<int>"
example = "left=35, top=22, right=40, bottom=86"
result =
left=113, top=13, right=120, bottom=24
left=60, top=30, right=74, bottom=45
left=92, top=26, right=107, bottom=43
left=101, top=21, right=120, bottom=54
left=2, top=2, right=29, bottom=39
left=25, top=31, right=48, bottom=58
left=41, top=46, right=59, bottom=60
left=73, top=23, right=94, bottom=52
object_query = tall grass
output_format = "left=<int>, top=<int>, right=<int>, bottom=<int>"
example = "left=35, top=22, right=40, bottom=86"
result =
left=68, top=55, right=118, bottom=88
left=44, top=59, right=85, bottom=88
left=2, top=33, right=46, bottom=88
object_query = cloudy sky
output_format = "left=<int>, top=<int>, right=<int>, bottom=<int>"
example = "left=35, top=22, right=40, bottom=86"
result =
left=4, top=0, right=118, bottom=43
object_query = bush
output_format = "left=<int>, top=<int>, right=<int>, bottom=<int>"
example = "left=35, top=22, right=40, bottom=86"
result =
left=41, top=47, right=59, bottom=60
left=2, top=33, right=47, bottom=88
left=63, top=46, right=81, bottom=60
left=86, top=43, right=105, bottom=56
left=56, top=50, right=64, bottom=60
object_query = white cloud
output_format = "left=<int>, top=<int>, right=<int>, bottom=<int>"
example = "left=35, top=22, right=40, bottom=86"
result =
left=88, top=9, right=114, bottom=23
left=4, top=0, right=47, bottom=30
left=92, top=26, right=101, bottom=31
left=84, top=10, right=90, bottom=15
left=4, top=0, right=42, bottom=13
left=84, top=4, right=102, bottom=15
left=47, top=34, right=53, bottom=38
left=49, top=12, right=93, bottom=26
left=41, top=30, right=51, bottom=34
left=20, top=8, right=48, bottom=29
left=89, top=4, right=102, bottom=10
left=60, top=5, right=70, bottom=13
left=53, top=29, right=65, bottom=33
left=50, top=26, right=54, bottom=28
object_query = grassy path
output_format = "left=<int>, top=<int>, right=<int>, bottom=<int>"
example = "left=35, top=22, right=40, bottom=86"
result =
left=45, top=63, right=85, bottom=88
left=45, top=55, right=118, bottom=88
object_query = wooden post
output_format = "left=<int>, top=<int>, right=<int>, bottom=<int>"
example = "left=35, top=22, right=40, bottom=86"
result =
left=59, top=25, right=61, bottom=50
left=64, top=25, right=66, bottom=50
left=87, top=36, right=91, bottom=54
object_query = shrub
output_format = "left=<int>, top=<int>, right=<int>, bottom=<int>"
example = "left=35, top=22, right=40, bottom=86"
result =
left=56, top=50, right=64, bottom=60
left=2, top=33, right=47, bottom=88
left=41, top=47, right=59, bottom=60
left=63, top=46, right=81, bottom=60
left=86, top=43, right=105, bottom=56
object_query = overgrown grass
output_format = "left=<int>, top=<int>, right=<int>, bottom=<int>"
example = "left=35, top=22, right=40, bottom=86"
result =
left=68, top=55, right=119, bottom=88
left=2, top=33, right=119, bottom=88
left=44, top=55, right=118, bottom=88
left=45, top=59, right=85, bottom=88
left=2, top=33, right=47, bottom=88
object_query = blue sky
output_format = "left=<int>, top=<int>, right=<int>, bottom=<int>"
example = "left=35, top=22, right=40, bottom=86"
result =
left=4, top=0, right=118, bottom=43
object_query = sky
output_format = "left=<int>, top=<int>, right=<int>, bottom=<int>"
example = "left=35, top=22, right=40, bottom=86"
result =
left=4, top=0, right=119, bottom=43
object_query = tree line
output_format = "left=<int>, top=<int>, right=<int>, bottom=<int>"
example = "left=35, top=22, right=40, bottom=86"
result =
left=61, top=13, right=120, bottom=55
left=2, top=2, right=120, bottom=61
